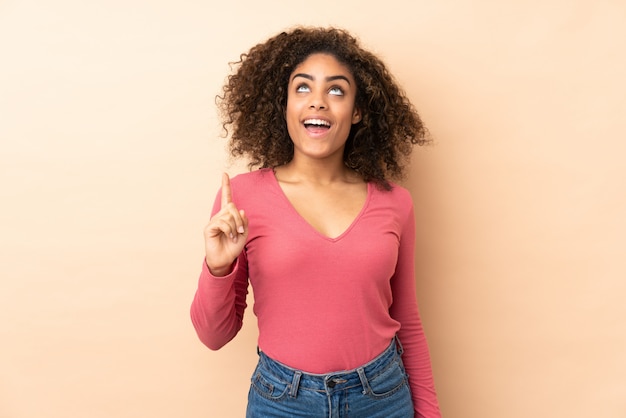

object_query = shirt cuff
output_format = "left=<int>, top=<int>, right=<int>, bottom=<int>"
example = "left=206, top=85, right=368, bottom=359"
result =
left=201, top=257, right=240, bottom=280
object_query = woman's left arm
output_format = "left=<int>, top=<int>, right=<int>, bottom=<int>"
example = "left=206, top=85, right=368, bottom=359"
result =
left=390, top=202, right=442, bottom=418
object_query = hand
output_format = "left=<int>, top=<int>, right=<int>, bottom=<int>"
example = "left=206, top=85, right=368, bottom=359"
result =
left=203, top=173, right=249, bottom=276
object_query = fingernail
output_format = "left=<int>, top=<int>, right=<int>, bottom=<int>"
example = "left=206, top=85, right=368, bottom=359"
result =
left=238, top=226, right=244, bottom=234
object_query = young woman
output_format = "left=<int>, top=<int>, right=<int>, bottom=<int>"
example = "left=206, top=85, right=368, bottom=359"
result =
left=191, top=26, right=442, bottom=417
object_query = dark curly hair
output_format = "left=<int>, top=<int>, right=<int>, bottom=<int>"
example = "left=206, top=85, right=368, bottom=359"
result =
left=217, top=26, right=429, bottom=190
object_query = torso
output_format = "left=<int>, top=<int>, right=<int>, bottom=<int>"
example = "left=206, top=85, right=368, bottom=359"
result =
left=222, top=167, right=417, bottom=373
left=273, top=167, right=368, bottom=239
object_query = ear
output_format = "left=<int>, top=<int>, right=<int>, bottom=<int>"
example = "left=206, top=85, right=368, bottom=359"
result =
left=352, top=107, right=362, bottom=124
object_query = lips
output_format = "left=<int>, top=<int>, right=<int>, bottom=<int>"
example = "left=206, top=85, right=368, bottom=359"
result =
left=303, top=118, right=331, bottom=135
left=303, top=118, right=331, bottom=127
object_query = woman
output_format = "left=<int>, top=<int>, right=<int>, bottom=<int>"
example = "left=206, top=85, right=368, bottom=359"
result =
left=191, top=26, right=442, bottom=417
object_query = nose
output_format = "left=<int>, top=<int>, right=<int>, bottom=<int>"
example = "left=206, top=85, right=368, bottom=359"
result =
left=308, top=91, right=327, bottom=110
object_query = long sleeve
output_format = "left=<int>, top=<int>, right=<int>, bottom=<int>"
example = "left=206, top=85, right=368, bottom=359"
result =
left=190, top=254, right=249, bottom=350
left=190, top=185, right=250, bottom=350
left=390, top=204, right=442, bottom=418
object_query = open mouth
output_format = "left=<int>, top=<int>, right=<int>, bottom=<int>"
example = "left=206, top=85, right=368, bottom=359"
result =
left=303, top=118, right=331, bottom=134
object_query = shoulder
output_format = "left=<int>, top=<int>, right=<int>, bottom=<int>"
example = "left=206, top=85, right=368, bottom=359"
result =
left=389, top=182, right=413, bottom=201
left=229, top=168, right=274, bottom=189
left=228, top=168, right=278, bottom=206
left=366, top=182, right=415, bottom=234
left=368, top=182, right=415, bottom=226
left=371, top=181, right=414, bottom=208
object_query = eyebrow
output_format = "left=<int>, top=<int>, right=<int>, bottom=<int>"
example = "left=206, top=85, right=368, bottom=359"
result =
left=291, top=73, right=351, bottom=85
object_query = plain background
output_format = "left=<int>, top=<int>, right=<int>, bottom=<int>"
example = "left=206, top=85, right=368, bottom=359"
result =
left=1, top=0, right=625, bottom=417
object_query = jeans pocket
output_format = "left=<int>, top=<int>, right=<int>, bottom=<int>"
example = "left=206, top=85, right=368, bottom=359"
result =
left=363, top=358, right=409, bottom=399
left=250, top=368, right=290, bottom=401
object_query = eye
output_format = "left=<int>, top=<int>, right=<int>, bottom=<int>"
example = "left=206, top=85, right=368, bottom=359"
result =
left=329, top=86, right=344, bottom=96
left=296, top=84, right=310, bottom=93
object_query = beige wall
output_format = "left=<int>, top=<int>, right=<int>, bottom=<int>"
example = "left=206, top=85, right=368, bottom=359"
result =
left=1, top=1, right=625, bottom=417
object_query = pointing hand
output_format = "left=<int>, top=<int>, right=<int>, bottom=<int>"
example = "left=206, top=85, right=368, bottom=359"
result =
left=203, top=173, right=248, bottom=276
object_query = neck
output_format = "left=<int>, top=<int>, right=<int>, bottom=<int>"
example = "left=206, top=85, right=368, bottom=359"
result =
left=276, top=155, right=359, bottom=185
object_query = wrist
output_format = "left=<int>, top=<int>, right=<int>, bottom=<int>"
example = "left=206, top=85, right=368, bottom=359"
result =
left=206, top=258, right=236, bottom=277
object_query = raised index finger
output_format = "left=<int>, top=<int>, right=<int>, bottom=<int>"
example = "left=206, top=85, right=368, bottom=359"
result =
left=220, top=172, right=232, bottom=209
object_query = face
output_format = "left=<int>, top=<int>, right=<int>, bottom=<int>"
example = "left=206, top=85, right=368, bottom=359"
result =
left=285, top=53, right=361, bottom=164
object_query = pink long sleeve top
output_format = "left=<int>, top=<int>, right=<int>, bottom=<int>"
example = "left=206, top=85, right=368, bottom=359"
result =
left=191, top=168, right=441, bottom=417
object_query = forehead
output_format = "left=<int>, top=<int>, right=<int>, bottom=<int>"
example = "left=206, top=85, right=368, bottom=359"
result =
left=290, top=53, right=354, bottom=81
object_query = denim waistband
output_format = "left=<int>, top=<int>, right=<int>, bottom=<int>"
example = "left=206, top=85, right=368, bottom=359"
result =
left=256, top=336, right=404, bottom=396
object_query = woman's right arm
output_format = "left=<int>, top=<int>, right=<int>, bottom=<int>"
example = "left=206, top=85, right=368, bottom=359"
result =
left=190, top=173, right=250, bottom=350
left=190, top=254, right=249, bottom=350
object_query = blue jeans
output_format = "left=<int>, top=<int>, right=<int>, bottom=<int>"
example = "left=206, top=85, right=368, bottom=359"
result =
left=246, top=337, right=414, bottom=417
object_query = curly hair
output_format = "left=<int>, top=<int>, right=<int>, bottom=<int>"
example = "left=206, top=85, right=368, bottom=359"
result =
left=217, top=26, right=429, bottom=190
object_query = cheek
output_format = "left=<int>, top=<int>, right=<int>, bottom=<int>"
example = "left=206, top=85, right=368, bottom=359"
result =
left=285, top=96, right=301, bottom=119
left=338, top=108, right=358, bottom=126
left=284, top=106, right=300, bottom=139
left=285, top=105, right=297, bottom=122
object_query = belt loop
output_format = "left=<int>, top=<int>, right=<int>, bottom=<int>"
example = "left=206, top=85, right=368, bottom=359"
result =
left=289, top=371, right=302, bottom=398
left=394, top=335, right=404, bottom=355
left=356, top=368, right=369, bottom=395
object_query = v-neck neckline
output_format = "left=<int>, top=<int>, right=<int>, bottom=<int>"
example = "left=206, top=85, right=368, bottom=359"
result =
left=268, top=168, right=372, bottom=242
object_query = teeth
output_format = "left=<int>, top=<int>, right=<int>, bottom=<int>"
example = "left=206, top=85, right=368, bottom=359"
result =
left=304, top=119, right=330, bottom=127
